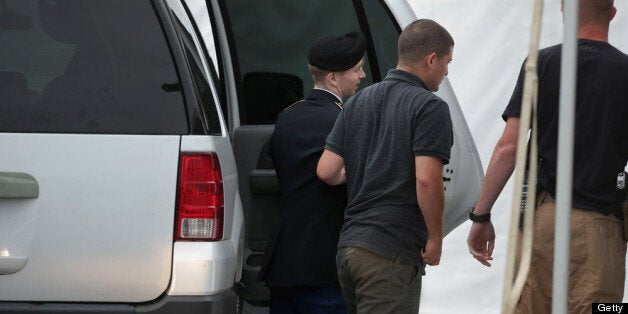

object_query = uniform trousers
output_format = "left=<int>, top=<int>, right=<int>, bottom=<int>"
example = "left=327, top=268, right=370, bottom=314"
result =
left=269, top=286, right=346, bottom=314
left=515, top=191, right=626, bottom=314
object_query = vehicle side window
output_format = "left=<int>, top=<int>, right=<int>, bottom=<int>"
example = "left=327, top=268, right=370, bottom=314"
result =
left=362, top=0, right=400, bottom=77
left=0, top=0, right=187, bottom=134
left=223, top=0, right=374, bottom=125
left=180, top=0, right=228, bottom=129
left=181, top=1, right=220, bottom=76
left=170, top=14, right=222, bottom=135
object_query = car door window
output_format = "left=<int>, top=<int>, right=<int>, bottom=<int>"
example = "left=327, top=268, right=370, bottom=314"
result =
left=222, top=0, right=374, bottom=125
left=168, top=1, right=223, bottom=135
left=361, top=0, right=400, bottom=77
left=181, top=0, right=228, bottom=126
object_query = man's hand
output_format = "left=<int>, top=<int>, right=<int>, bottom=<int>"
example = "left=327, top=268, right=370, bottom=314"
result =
left=467, top=221, right=495, bottom=267
left=421, top=237, right=442, bottom=266
left=465, top=117, right=518, bottom=267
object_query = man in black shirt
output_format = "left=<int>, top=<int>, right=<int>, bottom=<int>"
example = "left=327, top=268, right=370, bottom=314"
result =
left=467, top=0, right=628, bottom=312
left=258, top=31, right=366, bottom=314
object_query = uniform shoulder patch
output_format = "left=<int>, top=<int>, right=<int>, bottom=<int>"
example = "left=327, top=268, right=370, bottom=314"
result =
left=284, top=99, right=305, bottom=111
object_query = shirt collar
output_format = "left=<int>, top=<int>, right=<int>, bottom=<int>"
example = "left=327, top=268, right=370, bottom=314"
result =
left=313, top=87, right=343, bottom=103
left=384, top=69, right=429, bottom=91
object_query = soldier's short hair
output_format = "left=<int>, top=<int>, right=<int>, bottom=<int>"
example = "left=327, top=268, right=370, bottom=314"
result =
left=398, top=19, right=454, bottom=67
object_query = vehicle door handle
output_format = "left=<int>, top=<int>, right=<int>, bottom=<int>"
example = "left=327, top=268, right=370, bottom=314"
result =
left=0, top=256, right=28, bottom=275
left=0, top=172, right=39, bottom=198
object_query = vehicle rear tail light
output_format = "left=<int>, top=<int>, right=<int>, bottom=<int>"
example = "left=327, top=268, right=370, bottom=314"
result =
left=176, top=153, right=223, bottom=241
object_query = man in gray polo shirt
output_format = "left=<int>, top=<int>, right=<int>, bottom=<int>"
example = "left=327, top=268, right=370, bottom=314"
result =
left=317, top=19, right=453, bottom=313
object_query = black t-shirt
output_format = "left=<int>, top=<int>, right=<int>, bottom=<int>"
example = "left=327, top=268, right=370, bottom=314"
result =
left=503, top=39, right=628, bottom=214
left=325, top=69, right=452, bottom=267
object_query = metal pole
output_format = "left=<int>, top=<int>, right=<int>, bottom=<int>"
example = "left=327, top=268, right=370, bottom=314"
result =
left=552, top=0, right=579, bottom=313
left=501, top=1, right=544, bottom=313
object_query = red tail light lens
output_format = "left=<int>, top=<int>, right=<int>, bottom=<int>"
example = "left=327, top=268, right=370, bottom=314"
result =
left=176, top=153, right=224, bottom=241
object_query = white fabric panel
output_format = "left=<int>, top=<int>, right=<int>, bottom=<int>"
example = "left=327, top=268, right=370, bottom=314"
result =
left=407, top=1, right=628, bottom=313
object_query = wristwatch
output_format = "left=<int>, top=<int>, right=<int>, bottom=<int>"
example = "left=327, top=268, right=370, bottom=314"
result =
left=469, top=208, right=491, bottom=223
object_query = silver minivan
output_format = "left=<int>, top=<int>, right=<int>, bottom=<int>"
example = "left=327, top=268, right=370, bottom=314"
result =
left=0, top=1, right=483, bottom=313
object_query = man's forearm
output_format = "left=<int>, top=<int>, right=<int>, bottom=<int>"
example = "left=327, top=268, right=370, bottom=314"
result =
left=415, top=156, right=445, bottom=240
left=317, top=149, right=346, bottom=185
left=319, top=167, right=345, bottom=185
left=417, top=178, right=445, bottom=240
left=473, top=117, right=520, bottom=215
left=473, top=147, right=516, bottom=215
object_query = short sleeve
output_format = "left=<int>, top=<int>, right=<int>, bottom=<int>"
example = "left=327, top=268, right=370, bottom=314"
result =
left=412, top=99, right=453, bottom=165
left=324, top=108, right=346, bottom=157
left=502, top=60, right=526, bottom=120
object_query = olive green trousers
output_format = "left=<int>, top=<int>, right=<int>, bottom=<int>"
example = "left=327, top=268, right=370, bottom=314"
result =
left=336, top=246, right=422, bottom=314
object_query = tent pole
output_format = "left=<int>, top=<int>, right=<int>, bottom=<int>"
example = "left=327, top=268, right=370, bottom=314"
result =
left=552, top=0, right=579, bottom=313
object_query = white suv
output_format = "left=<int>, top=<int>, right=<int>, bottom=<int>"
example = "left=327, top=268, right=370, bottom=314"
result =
left=0, top=1, right=483, bottom=313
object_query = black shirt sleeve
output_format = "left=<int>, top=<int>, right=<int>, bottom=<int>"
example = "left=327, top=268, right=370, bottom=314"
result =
left=324, top=107, right=346, bottom=157
left=412, top=98, right=453, bottom=165
left=502, top=60, right=526, bottom=121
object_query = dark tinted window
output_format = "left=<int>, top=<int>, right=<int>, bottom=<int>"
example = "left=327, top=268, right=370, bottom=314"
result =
left=224, top=0, right=373, bottom=125
left=362, top=0, right=400, bottom=76
left=0, top=0, right=187, bottom=134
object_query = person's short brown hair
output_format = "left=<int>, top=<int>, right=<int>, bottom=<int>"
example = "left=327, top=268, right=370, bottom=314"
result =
left=397, top=19, right=454, bottom=66
left=308, top=64, right=330, bottom=85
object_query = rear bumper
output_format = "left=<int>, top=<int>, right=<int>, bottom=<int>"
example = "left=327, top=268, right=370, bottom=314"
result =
left=0, top=290, right=238, bottom=314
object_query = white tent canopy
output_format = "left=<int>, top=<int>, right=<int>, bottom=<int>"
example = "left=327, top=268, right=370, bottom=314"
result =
left=408, top=0, right=628, bottom=313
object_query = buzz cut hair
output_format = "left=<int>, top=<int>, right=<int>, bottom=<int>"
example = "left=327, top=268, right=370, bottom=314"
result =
left=578, top=0, right=614, bottom=25
left=397, top=19, right=454, bottom=66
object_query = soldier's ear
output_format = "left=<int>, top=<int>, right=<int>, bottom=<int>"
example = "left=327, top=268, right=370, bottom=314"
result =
left=326, top=71, right=337, bottom=87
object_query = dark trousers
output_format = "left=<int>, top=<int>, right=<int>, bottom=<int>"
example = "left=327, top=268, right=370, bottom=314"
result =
left=269, top=286, right=347, bottom=314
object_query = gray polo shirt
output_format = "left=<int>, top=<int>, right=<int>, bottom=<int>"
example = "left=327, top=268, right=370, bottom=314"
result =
left=325, top=69, right=452, bottom=268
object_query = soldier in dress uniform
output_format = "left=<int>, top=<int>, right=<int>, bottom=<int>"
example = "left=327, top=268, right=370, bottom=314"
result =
left=258, top=31, right=367, bottom=314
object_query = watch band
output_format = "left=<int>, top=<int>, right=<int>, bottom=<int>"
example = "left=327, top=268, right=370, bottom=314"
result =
left=469, top=209, right=491, bottom=223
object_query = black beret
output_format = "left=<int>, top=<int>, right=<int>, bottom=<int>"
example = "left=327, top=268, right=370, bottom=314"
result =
left=307, top=31, right=367, bottom=72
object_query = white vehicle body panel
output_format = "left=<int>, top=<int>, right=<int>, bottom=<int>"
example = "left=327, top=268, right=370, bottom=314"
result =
left=168, top=241, right=236, bottom=295
left=0, top=134, right=179, bottom=302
